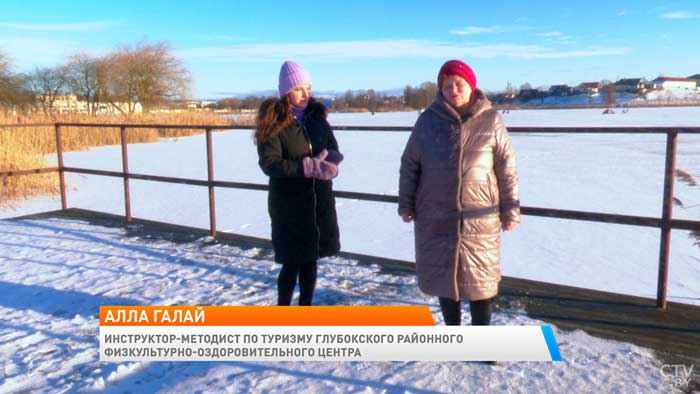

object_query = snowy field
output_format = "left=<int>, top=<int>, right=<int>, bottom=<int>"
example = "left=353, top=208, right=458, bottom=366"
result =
left=2, top=107, right=698, bottom=305
left=0, top=215, right=678, bottom=393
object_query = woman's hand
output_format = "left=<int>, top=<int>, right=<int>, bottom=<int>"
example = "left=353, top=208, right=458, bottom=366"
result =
left=302, top=150, right=339, bottom=180
left=502, top=221, right=518, bottom=231
left=401, top=213, right=414, bottom=223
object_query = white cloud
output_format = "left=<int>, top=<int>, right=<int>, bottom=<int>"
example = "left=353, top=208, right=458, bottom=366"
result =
left=0, top=21, right=113, bottom=31
left=537, top=32, right=563, bottom=37
left=0, top=36, right=105, bottom=69
left=617, top=9, right=627, bottom=16
left=661, top=11, right=700, bottom=19
left=449, top=25, right=531, bottom=35
left=203, top=35, right=251, bottom=42
left=535, top=31, right=575, bottom=45
left=176, top=39, right=632, bottom=63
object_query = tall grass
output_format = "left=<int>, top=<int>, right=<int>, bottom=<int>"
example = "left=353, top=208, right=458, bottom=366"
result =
left=0, top=111, right=254, bottom=207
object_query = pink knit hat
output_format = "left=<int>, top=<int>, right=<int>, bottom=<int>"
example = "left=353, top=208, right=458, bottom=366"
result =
left=278, top=61, right=312, bottom=97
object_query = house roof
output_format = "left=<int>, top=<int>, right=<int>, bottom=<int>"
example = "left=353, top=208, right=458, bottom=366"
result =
left=579, top=82, right=600, bottom=88
left=615, top=78, right=644, bottom=85
left=687, top=74, right=700, bottom=80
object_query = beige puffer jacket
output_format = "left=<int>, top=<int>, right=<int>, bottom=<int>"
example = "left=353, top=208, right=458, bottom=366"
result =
left=399, top=90, right=520, bottom=301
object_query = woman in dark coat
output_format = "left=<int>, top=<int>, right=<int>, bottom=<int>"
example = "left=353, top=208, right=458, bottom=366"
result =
left=399, top=59, right=520, bottom=326
left=254, top=60, right=342, bottom=306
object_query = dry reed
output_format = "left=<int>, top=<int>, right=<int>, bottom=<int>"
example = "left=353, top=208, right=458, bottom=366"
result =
left=0, top=111, right=254, bottom=207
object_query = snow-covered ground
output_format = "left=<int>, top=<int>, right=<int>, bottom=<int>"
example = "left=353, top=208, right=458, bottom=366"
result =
left=2, top=107, right=698, bottom=305
left=0, top=216, right=679, bottom=393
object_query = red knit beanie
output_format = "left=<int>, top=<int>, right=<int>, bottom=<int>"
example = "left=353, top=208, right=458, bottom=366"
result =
left=438, top=60, right=477, bottom=91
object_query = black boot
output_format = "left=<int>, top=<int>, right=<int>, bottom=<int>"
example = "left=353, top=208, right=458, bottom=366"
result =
left=277, top=264, right=300, bottom=306
left=438, top=297, right=461, bottom=325
left=298, top=261, right=317, bottom=306
left=469, top=297, right=493, bottom=326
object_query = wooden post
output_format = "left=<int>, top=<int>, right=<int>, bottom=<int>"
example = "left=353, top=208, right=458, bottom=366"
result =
left=120, top=126, right=132, bottom=222
left=206, top=128, right=216, bottom=237
left=54, top=124, right=67, bottom=210
left=656, top=130, right=678, bottom=310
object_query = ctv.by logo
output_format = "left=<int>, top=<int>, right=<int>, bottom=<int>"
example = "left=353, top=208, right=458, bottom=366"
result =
left=660, top=364, right=695, bottom=389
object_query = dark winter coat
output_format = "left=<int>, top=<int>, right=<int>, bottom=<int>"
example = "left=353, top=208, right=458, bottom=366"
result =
left=257, top=99, right=341, bottom=265
left=398, top=90, right=520, bottom=301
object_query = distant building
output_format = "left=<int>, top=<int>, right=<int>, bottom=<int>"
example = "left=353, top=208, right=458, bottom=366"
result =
left=577, top=82, right=601, bottom=94
left=47, top=95, right=142, bottom=114
left=488, top=92, right=517, bottom=105
left=49, top=95, right=87, bottom=113
left=183, top=100, right=218, bottom=111
left=614, top=78, right=647, bottom=94
left=687, top=74, right=700, bottom=87
left=548, top=84, right=574, bottom=96
left=649, top=76, right=698, bottom=91
left=518, top=88, right=545, bottom=101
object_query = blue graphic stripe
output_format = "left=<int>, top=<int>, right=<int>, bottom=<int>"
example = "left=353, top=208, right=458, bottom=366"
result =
left=540, top=325, right=562, bottom=361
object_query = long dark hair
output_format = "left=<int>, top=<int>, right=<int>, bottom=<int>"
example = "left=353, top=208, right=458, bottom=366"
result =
left=254, top=95, right=294, bottom=145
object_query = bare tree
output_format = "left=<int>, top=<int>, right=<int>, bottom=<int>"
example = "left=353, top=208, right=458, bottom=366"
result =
left=0, top=51, right=33, bottom=111
left=107, top=41, right=190, bottom=114
left=604, top=83, right=616, bottom=109
left=403, top=85, right=413, bottom=107
left=217, top=98, right=241, bottom=111
left=367, top=89, right=378, bottom=113
left=26, top=65, right=69, bottom=115
left=418, top=82, right=437, bottom=108
left=403, top=82, right=437, bottom=110
left=343, top=90, right=354, bottom=108
left=67, top=52, right=109, bottom=115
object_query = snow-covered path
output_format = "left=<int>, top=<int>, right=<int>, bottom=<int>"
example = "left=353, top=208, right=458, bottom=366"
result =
left=0, top=214, right=679, bottom=393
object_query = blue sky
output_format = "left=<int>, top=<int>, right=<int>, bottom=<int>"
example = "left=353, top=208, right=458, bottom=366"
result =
left=1, top=0, right=699, bottom=98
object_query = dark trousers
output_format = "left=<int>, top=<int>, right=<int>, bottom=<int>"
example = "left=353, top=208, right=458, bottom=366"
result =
left=438, top=297, right=494, bottom=326
left=277, top=261, right=318, bottom=306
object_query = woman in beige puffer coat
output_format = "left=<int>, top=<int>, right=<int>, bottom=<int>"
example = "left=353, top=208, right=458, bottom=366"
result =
left=399, top=59, right=520, bottom=326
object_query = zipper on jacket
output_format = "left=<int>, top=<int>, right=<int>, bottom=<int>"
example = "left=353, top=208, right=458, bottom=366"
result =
left=302, top=123, right=321, bottom=258
left=301, top=122, right=313, bottom=156
left=454, top=120, right=465, bottom=300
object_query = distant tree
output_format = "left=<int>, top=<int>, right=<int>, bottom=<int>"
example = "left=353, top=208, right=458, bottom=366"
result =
left=343, top=90, right=354, bottom=108
left=26, top=65, right=70, bottom=115
left=0, top=51, right=33, bottom=111
left=403, top=85, right=413, bottom=108
left=352, top=90, right=367, bottom=109
left=66, top=52, right=109, bottom=115
left=403, top=82, right=437, bottom=110
left=367, top=89, right=378, bottom=112
left=217, top=98, right=241, bottom=111
left=604, top=84, right=616, bottom=109
left=107, top=41, right=191, bottom=114
left=418, top=82, right=437, bottom=108
left=241, top=95, right=266, bottom=109
left=519, top=82, right=532, bottom=91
